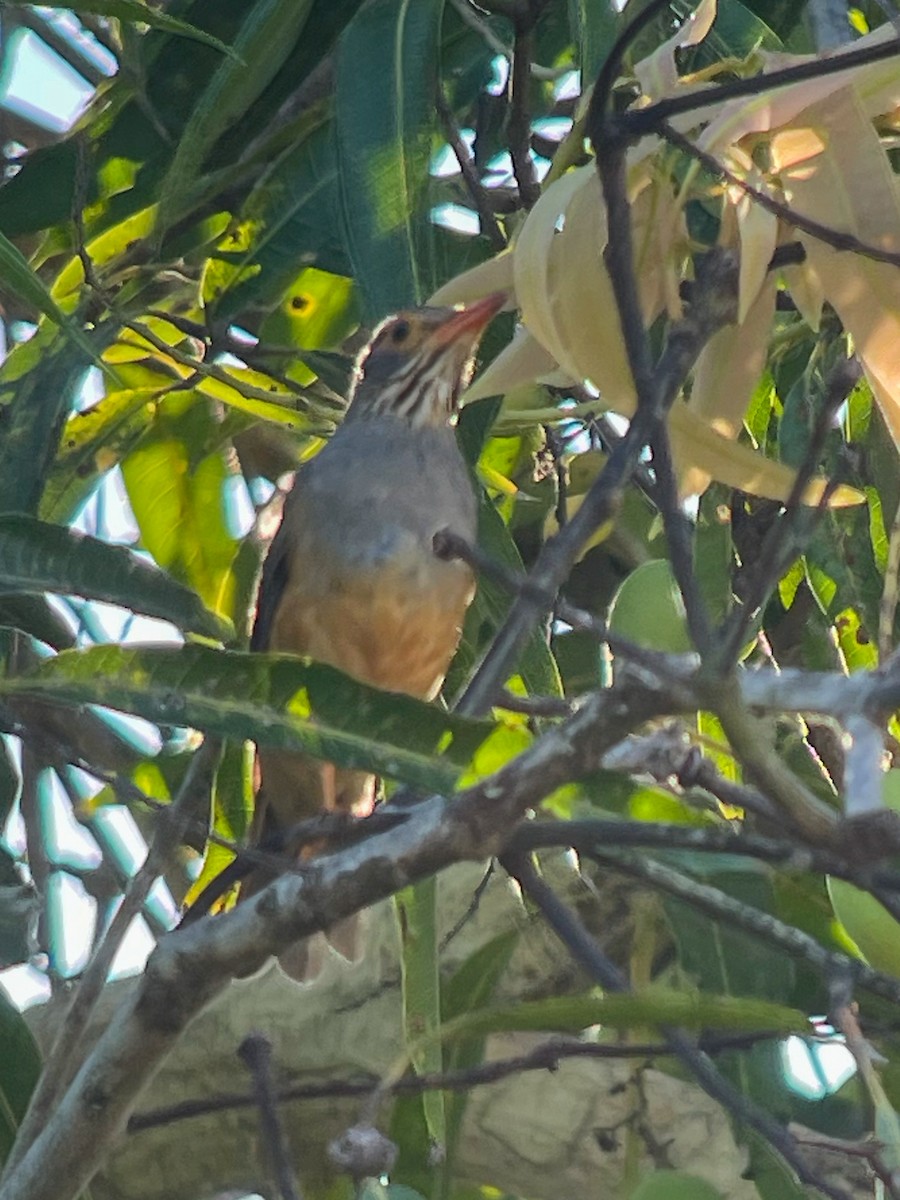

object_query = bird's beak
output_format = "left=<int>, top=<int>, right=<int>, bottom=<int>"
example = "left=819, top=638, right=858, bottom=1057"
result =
left=430, top=292, right=507, bottom=348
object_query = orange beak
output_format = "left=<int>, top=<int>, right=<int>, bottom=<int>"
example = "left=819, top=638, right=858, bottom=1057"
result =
left=430, top=292, right=507, bottom=347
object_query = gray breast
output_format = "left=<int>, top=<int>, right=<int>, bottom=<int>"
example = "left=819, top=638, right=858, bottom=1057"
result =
left=300, top=417, right=477, bottom=573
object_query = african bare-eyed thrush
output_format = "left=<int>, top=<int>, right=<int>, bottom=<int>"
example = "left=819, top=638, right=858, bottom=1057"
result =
left=246, top=294, right=504, bottom=970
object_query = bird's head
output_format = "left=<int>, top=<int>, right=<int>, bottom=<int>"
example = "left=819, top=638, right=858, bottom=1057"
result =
left=348, top=293, right=506, bottom=428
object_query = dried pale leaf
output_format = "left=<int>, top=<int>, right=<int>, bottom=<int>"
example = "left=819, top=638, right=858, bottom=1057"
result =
left=851, top=49, right=900, bottom=121
left=463, top=327, right=562, bottom=404
left=669, top=405, right=861, bottom=505
left=781, top=256, right=825, bottom=330
left=700, top=25, right=900, bottom=153
left=634, top=0, right=718, bottom=101
left=773, top=90, right=900, bottom=446
left=513, top=165, right=593, bottom=367
left=549, top=173, right=679, bottom=410
left=799, top=244, right=900, bottom=422
left=728, top=158, right=778, bottom=322
left=633, top=171, right=685, bottom=321
left=770, top=132, right=827, bottom=329
left=681, top=279, right=776, bottom=495
left=866, top=374, right=900, bottom=449
left=545, top=167, right=633, bottom=401
left=428, top=251, right=515, bottom=307
left=799, top=93, right=900, bottom=248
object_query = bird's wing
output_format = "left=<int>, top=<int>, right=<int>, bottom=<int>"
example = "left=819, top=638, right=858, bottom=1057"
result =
left=250, top=509, right=294, bottom=653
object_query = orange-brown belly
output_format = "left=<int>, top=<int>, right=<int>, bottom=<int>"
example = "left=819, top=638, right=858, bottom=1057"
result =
left=270, top=561, right=474, bottom=699
left=258, top=558, right=473, bottom=828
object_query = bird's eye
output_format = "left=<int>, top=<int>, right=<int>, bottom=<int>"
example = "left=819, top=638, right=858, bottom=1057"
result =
left=390, top=320, right=410, bottom=344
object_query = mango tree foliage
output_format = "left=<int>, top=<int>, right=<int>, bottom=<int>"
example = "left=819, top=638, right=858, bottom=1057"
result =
left=1, top=2, right=900, bottom=1200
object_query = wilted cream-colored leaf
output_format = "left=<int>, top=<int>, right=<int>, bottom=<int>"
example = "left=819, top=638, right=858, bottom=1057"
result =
left=700, top=24, right=900, bottom=153
left=428, top=251, right=515, bottom=308
left=725, top=148, right=778, bottom=322
left=513, top=165, right=592, bottom=372
left=669, top=405, right=861, bottom=505
left=545, top=167, right=635, bottom=402
left=634, top=0, right=718, bottom=101
left=781, top=256, right=825, bottom=331
left=865, top=374, right=900, bottom=450
left=680, top=278, right=777, bottom=495
left=772, top=87, right=900, bottom=448
left=516, top=166, right=680, bottom=412
left=464, top=327, right=565, bottom=404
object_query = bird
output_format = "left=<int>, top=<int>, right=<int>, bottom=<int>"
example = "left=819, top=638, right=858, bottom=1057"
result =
left=245, top=292, right=505, bottom=972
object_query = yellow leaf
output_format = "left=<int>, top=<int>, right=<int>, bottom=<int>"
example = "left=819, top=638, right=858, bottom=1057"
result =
left=724, top=149, right=778, bottom=322
left=477, top=462, right=519, bottom=497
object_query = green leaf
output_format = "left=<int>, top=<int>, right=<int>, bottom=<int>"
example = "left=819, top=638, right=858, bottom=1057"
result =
left=663, top=861, right=795, bottom=1006
left=360, top=1184, right=427, bottom=1200
left=440, top=931, right=517, bottom=1194
left=335, top=0, right=444, bottom=318
left=1, top=644, right=491, bottom=793
left=569, top=0, right=619, bottom=80
left=396, top=879, right=446, bottom=1150
left=0, top=596, right=75, bottom=651
left=2, top=0, right=239, bottom=56
left=0, top=323, right=119, bottom=516
left=437, top=989, right=806, bottom=1042
left=0, top=515, right=231, bottom=641
left=0, top=983, right=42, bottom=1163
left=696, top=486, right=734, bottom=628
left=628, top=1171, right=724, bottom=1200
left=40, top=387, right=159, bottom=524
left=0, top=741, right=20, bottom=827
left=744, top=1131, right=809, bottom=1200
left=608, top=560, right=692, bottom=654
left=155, top=0, right=317, bottom=234
left=204, top=113, right=350, bottom=322
left=0, top=231, right=108, bottom=369
left=120, top=397, right=241, bottom=621
left=828, top=771, right=900, bottom=974
left=805, top=504, right=883, bottom=638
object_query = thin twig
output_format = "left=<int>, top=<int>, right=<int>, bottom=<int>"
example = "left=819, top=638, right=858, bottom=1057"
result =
left=660, top=123, right=900, bottom=273
left=436, top=90, right=507, bottom=251
left=238, top=1034, right=302, bottom=1200
left=456, top=250, right=738, bottom=717
left=628, top=35, right=900, bottom=140
left=128, top=1028, right=783, bottom=1133
left=831, top=998, right=900, bottom=1197
left=507, top=17, right=540, bottom=207
left=505, top=817, right=900, bottom=895
left=435, top=527, right=702, bottom=690
left=496, top=688, right=575, bottom=717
